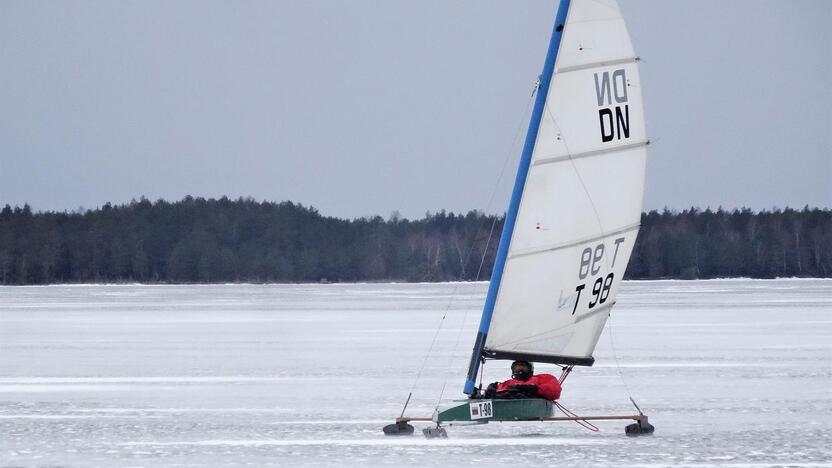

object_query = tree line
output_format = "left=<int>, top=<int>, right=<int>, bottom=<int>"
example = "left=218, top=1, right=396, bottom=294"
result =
left=0, top=197, right=829, bottom=284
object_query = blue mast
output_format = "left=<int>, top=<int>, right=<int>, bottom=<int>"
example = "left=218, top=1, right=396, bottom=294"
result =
left=463, top=0, right=572, bottom=395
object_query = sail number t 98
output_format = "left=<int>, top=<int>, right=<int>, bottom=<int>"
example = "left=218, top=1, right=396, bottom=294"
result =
left=572, top=237, right=626, bottom=315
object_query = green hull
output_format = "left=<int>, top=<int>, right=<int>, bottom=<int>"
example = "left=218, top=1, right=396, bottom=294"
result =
left=435, top=399, right=554, bottom=423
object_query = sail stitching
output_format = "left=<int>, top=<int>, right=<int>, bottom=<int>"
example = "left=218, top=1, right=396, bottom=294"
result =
left=508, top=223, right=639, bottom=260
left=579, top=0, right=620, bottom=15
left=567, top=14, right=621, bottom=25
left=574, top=300, right=616, bottom=323
left=533, top=139, right=648, bottom=167
left=567, top=0, right=621, bottom=24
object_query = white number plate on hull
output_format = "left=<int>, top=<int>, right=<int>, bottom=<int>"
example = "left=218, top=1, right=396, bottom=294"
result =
left=469, top=400, right=493, bottom=420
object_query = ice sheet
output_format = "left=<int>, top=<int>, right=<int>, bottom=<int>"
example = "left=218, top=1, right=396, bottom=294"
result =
left=1, top=280, right=830, bottom=466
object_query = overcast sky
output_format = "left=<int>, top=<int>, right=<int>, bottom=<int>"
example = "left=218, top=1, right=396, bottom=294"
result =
left=1, top=1, right=829, bottom=219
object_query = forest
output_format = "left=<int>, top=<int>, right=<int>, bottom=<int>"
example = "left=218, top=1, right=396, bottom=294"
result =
left=0, top=197, right=829, bottom=284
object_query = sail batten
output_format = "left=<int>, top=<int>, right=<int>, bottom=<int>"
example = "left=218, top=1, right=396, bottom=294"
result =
left=556, top=57, right=639, bottom=74
left=533, top=139, right=648, bottom=167
left=508, top=224, right=639, bottom=260
left=483, top=350, right=595, bottom=367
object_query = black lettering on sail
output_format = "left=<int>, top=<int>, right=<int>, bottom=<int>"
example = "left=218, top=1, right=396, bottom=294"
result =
left=596, top=68, right=630, bottom=142
left=612, top=69, right=628, bottom=103
left=599, top=108, right=614, bottom=142
left=594, top=72, right=611, bottom=106
left=615, top=105, right=630, bottom=139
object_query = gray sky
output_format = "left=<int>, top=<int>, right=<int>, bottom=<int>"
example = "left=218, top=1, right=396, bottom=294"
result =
left=1, top=1, right=829, bottom=219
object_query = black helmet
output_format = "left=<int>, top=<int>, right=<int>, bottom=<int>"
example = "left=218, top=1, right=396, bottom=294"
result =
left=511, top=360, right=533, bottom=381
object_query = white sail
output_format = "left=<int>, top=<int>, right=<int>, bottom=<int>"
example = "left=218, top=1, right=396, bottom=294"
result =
left=483, top=0, right=647, bottom=365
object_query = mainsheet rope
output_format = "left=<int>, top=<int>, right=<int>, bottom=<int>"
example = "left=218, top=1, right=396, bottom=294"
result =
left=555, top=401, right=600, bottom=432
left=556, top=365, right=599, bottom=432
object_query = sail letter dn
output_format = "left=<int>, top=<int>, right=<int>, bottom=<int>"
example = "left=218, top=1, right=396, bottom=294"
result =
left=595, top=69, right=629, bottom=142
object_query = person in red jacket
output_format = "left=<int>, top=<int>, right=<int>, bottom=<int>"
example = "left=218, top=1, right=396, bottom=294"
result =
left=477, top=360, right=562, bottom=400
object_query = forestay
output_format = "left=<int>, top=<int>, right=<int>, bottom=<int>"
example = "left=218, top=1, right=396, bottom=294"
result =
left=480, top=0, right=647, bottom=367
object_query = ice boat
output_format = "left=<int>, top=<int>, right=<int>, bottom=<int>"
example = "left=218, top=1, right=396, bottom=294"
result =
left=385, top=0, right=654, bottom=438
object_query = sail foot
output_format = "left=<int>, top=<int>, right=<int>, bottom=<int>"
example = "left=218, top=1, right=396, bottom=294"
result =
left=483, top=349, right=595, bottom=367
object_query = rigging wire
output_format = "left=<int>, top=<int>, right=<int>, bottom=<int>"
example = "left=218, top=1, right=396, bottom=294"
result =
left=475, top=216, right=500, bottom=284
left=430, top=217, right=501, bottom=408
left=606, top=312, right=639, bottom=409
left=558, top=365, right=573, bottom=384
left=406, top=292, right=456, bottom=396
left=434, top=219, right=500, bottom=407
left=433, top=83, right=540, bottom=408
left=456, top=217, right=500, bottom=398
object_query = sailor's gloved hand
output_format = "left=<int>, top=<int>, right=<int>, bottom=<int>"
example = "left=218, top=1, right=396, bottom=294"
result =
left=483, top=382, right=499, bottom=399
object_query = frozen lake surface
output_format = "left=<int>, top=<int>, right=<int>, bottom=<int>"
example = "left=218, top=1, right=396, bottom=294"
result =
left=1, top=279, right=830, bottom=467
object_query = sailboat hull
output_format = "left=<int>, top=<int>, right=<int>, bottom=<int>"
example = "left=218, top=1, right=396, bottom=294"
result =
left=435, top=399, right=555, bottom=423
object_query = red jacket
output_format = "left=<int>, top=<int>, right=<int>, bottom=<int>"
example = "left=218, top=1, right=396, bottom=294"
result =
left=497, top=373, right=562, bottom=400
